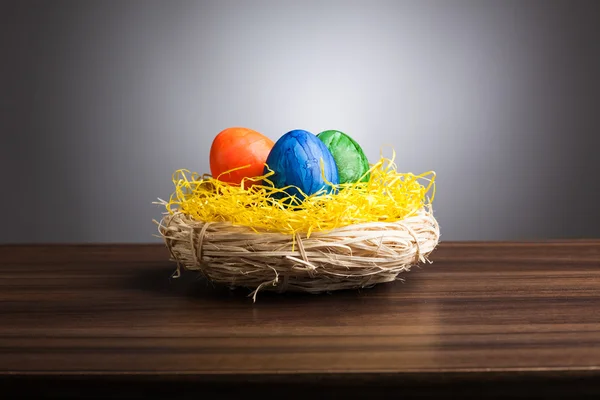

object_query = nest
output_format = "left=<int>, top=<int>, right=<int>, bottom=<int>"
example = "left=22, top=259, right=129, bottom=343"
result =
left=157, top=205, right=439, bottom=301
left=155, top=152, right=440, bottom=301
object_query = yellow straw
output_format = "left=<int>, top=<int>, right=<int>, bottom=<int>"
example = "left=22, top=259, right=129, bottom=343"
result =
left=165, top=150, right=435, bottom=237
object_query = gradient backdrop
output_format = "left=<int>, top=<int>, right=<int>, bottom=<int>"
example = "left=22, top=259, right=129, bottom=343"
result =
left=2, top=0, right=599, bottom=243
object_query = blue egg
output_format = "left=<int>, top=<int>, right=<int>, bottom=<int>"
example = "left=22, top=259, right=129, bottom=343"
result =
left=264, top=129, right=339, bottom=203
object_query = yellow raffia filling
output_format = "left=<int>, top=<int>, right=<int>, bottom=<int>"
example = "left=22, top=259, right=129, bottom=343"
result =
left=164, top=150, right=435, bottom=237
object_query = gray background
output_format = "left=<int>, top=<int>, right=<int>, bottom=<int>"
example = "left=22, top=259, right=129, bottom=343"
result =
left=2, top=0, right=599, bottom=243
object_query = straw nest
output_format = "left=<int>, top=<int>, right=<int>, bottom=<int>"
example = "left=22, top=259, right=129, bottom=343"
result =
left=156, top=205, right=439, bottom=301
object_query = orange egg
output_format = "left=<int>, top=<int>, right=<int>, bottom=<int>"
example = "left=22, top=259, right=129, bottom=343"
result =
left=209, top=127, right=274, bottom=188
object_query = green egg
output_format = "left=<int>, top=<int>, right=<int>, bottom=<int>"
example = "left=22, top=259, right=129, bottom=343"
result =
left=316, top=130, right=370, bottom=184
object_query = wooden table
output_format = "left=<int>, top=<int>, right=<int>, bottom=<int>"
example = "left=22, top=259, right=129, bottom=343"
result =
left=1, top=241, right=599, bottom=399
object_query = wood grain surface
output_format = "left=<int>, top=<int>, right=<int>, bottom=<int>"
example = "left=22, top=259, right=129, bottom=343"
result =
left=1, top=241, right=599, bottom=398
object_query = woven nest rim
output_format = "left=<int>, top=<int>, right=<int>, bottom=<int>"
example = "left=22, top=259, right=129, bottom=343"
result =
left=156, top=206, right=440, bottom=301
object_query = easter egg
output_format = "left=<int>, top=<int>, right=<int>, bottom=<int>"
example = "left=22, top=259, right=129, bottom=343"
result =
left=317, top=130, right=370, bottom=184
left=264, top=129, right=339, bottom=202
left=209, top=127, right=274, bottom=188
